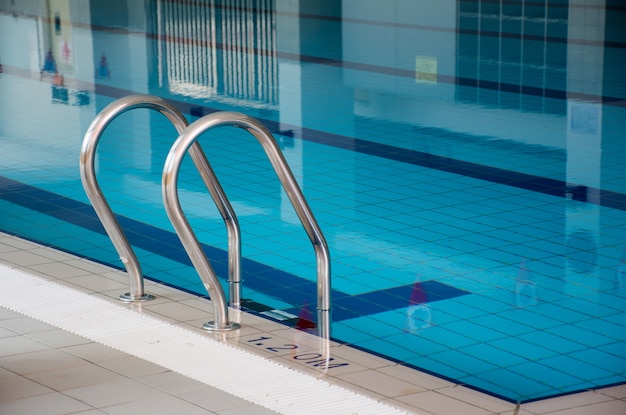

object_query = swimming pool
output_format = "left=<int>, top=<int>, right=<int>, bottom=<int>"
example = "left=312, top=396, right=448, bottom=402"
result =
left=1, top=0, right=625, bottom=403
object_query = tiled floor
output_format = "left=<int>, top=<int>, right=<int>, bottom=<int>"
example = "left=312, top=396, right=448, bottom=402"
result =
left=0, top=310, right=280, bottom=415
left=1, top=232, right=625, bottom=415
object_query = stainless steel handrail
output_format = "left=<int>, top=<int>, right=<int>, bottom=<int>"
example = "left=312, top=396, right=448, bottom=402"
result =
left=80, top=95, right=242, bottom=305
left=162, top=111, right=331, bottom=338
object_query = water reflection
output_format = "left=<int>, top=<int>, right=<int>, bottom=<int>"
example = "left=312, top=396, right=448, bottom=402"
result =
left=0, top=0, right=625, bottom=402
left=95, top=53, right=110, bottom=79
left=156, top=0, right=278, bottom=108
left=615, top=247, right=626, bottom=294
left=41, top=50, right=57, bottom=75
left=515, top=258, right=537, bottom=308
left=0, top=0, right=622, bottom=287
left=405, top=280, right=433, bottom=333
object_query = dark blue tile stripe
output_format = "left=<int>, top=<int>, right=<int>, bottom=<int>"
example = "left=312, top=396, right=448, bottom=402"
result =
left=6, top=64, right=626, bottom=212
left=289, top=125, right=626, bottom=211
left=0, top=71, right=615, bottom=217
left=286, top=280, right=469, bottom=322
left=0, top=175, right=469, bottom=320
left=93, top=83, right=626, bottom=212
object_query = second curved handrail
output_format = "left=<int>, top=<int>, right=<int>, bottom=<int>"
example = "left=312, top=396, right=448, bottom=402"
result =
left=162, top=111, right=331, bottom=337
left=80, top=95, right=242, bottom=305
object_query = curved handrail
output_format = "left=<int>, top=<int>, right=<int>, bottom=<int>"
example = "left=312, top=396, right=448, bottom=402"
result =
left=162, top=111, right=331, bottom=337
left=80, top=95, right=242, bottom=305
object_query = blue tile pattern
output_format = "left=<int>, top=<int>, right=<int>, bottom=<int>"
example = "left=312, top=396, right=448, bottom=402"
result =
left=1, top=0, right=625, bottom=403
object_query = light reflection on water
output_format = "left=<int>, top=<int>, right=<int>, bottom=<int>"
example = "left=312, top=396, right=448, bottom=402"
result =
left=0, top=0, right=625, bottom=402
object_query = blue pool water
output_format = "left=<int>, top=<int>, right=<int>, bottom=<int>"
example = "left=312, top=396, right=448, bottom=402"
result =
left=1, top=0, right=625, bottom=403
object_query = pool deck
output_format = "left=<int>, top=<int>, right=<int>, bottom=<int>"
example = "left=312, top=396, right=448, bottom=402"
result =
left=1, top=232, right=625, bottom=415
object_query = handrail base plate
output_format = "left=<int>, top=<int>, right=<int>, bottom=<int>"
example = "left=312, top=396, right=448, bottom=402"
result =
left=119, top=293, right=156, bottom=302
left=202, top=321, right=241, bottom=332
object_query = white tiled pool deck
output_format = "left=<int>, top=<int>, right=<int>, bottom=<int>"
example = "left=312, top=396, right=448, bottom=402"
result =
left=1, top=232, right=625, bottom=415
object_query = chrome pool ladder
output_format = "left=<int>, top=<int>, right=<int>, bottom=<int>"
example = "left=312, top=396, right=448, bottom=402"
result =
left=162, top=112, right=331, bottom=338
left=80, top=95, right=241, bottom=306
left=81, top=96, right=331, bottom=339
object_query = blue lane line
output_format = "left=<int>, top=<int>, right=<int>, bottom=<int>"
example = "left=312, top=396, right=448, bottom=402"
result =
left=94, top=82, right=626, bottom=212
left=3, top=72, right=624, bottom=212
left=283, top=280, right=469, bottom=322
left=275, top=121, right=626, bottom=211
left=0, top=176, right=469, bottom=321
